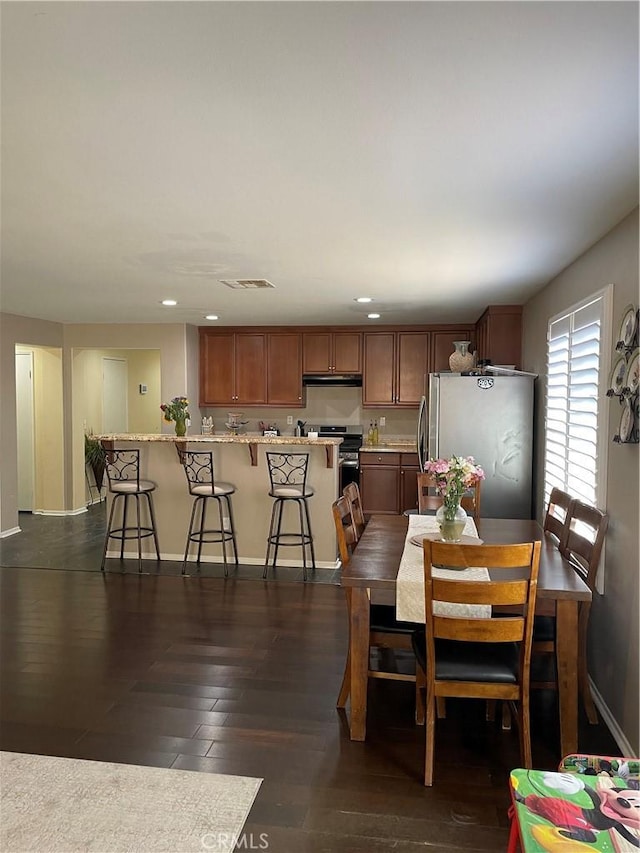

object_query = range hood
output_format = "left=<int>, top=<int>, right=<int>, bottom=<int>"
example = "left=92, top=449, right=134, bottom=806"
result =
left=302, top=374, right=363, bottom=387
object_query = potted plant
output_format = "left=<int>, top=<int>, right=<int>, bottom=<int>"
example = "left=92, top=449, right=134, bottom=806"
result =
left=84, top=433, right=106, bottom=491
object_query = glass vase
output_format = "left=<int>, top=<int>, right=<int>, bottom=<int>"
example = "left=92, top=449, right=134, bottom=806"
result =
left=174, top=417, right=187, bottom=437
left=436, top=502, right=467, bottom=542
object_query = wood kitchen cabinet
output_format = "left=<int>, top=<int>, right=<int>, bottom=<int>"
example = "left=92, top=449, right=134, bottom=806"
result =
left=474, top=305, right=522, bottom=369
left=359, top=452, right=401, bottom=515
left=302, top=331, right=362, bottom=374
left=267, top=333, right=304, bottom=406
left=431, top=330, right=476, bottom=373
left=200, top=331, right=267, bottom=406
left=399, top=453, right=420, bottom=514
left=362, top=331, right=430, bottom=407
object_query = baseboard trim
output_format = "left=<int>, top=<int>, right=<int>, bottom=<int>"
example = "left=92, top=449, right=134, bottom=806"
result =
left=106, top=551, right=339, bottom=570
left=589, top=675, right=635, bottom=756
left=32, top=508, right=88, bottom=517
left=0, top=526, right=21, bottom=539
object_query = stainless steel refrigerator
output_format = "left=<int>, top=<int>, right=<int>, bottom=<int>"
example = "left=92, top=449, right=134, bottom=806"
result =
left=417, top=373, right=535, bottom=519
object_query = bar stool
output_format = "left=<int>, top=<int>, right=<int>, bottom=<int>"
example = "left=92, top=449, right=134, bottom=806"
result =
left=180, top=450, right=238, bottom=577
left=263, top=452, right=315, bottom=581
left=101, top=447, right=161, bottom=573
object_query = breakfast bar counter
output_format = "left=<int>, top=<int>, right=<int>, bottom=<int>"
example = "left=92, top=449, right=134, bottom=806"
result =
left=97, top=433, right=342, bottom=569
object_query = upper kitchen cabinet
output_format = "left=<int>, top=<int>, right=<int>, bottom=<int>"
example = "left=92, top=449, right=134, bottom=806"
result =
left=362, top=331, right=430, bottom=407
left=474, top=305, right=523, bottom=369
left=302, top=331, right=362, bottom=374
left=431, top=330, right=476, bottom=373
left=267, top=333, right=304, bottom=406
left=200, top=330, right=267, bottom=406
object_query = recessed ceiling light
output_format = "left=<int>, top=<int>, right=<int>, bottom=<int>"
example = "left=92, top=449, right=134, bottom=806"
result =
left=204, top=314, right=219, bottom=320
left=355, top=297, right=374, bottom=303
left=161, top=299, right=177, bottom=306
left=368, top=313, right=381, bottom=319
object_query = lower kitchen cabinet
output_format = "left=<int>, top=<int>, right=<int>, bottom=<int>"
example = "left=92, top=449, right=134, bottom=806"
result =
left=359, top=453, right=400, bottom=515
left=360, top=451, right=420, bottom=515
left=399, top=453, right=420, bottom=514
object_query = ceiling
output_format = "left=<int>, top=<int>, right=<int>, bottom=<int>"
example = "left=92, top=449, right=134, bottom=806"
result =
left=1, top=2, right=638, bottom=328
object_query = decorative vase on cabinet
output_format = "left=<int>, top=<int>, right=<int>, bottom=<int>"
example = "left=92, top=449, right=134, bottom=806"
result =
left=449, top=341, right=475, bottom=373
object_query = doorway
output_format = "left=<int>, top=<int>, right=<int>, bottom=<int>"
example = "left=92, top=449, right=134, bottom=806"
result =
left=102, top=358, right=128, bottom=433
left=15, top=351, right=35, bottom=511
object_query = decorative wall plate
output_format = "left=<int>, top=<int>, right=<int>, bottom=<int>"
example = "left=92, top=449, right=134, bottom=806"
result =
left=609, top=353, right=628, bottom=394
left=619, top=399, right=634, bottom=443
left=618, top=304, right=638, bottom=347
left=624, top=347, right=640, bottom=395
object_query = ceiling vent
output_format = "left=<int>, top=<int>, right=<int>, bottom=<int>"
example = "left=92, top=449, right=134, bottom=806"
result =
left=220, top=279, right=275, bottom=289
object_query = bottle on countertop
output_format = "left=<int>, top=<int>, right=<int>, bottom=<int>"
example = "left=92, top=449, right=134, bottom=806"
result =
left=367, top=422, right=374, bottom=445
left=373, top=420, right=379, bottom=445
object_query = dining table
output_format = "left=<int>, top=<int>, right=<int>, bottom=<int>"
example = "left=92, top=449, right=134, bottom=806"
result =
left=340, top=514, right=592, bottom=757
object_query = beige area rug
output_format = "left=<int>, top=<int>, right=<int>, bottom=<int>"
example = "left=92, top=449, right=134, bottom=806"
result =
left=1, top=752, right=262, bottom=853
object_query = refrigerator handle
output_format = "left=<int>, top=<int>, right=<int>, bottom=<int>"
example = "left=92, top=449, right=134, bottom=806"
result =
left=417, top=395, right=426, bottom=470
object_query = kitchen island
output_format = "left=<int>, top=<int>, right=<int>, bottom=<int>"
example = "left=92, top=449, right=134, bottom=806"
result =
left=97, top=433, right=342, bottom=569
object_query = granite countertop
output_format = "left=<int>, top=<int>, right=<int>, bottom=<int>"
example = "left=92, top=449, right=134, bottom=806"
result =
left=96, top=433, right=343, bottom=446
left=359, top=440, right=417, bottom=453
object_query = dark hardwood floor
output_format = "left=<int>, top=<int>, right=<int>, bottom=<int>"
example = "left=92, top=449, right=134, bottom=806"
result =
left=0, top=559, right=619, bottom=852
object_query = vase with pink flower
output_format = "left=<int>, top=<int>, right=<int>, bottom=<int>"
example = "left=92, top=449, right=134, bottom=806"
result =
left=423, top=455, right=485, bottom=542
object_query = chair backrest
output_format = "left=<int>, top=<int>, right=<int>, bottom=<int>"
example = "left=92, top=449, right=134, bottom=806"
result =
left=332, top=496, right=358, bottom=565
left=103, top=448, right=141, bottom=489
left=416, top=473, right=481, bottom=521
left=561, top=500, right=609, bottom=592
left=543, top=488, right=573, bottom=547
left=342, top=481, right=366, bottom=540
left=422, top=539, right=541, bottom=673
left=266, top=452, right=309, bottom=491
left=179, top=450, right=215, bottom=494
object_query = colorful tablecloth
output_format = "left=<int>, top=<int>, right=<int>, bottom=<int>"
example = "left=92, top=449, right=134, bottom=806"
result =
left=509, top=766, right=640, bottom=852
left=395, top=514, right=490, bottom=623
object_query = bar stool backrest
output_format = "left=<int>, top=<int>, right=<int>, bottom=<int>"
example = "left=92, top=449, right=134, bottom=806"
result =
left=103, top=448, right=141, bottom=489
left=180, top=450, right=215, bottom=494
left=266, top=453, right=309, bottom=491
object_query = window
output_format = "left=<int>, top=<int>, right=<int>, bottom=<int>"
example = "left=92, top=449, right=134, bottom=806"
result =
left=544, top=287, right=612, bottom=515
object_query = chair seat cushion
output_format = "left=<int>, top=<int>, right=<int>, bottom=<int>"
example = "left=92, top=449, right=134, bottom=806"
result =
left=111, top=480, right=156, bottom=494
left=190, top=482, right=235, bottom=497
left=533, top=615, right=556, bottom=642
left=412, top=629, right=519, bottom=683
left=270, top=486, right=315, bottom=498
left=370, top=604, right=419, bottom=634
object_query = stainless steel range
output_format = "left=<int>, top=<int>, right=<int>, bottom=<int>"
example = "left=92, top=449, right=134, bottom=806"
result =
left=317, top=425, right=363, bottom=492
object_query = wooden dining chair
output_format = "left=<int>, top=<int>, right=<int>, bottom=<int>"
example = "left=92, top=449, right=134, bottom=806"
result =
left=542, top=487, right=574, bottom=546
left=416, top=472, right=481, bottom=522
left=342, top=481, right=367, bottom=541
left=412, top=539, right=541, bottom=786
left=533, top=499, right=609, bottom=724
left=332, top=497, right=416, bottom=710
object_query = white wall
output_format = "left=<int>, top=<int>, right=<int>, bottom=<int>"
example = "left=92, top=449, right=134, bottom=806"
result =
left=522, top=207, right=639, bottom=753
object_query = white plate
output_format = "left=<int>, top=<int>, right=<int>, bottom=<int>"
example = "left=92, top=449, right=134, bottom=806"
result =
left=609, top=353, right=627, bottom=394
left=624, top=348, right=640, bottom=395
left=618, top=304, right=638, bottom=347
left=619, top=399, right=635, bottom=443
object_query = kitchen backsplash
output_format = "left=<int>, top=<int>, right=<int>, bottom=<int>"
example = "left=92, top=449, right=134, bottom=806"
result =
left=201, top=386, right=417, bottom=438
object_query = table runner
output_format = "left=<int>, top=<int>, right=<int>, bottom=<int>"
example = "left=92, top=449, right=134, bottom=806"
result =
left=396, top=514, right=490, bottom=623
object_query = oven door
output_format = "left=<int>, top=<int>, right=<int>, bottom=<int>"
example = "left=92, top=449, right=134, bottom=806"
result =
left=339, top=458, right=360, bottom=493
